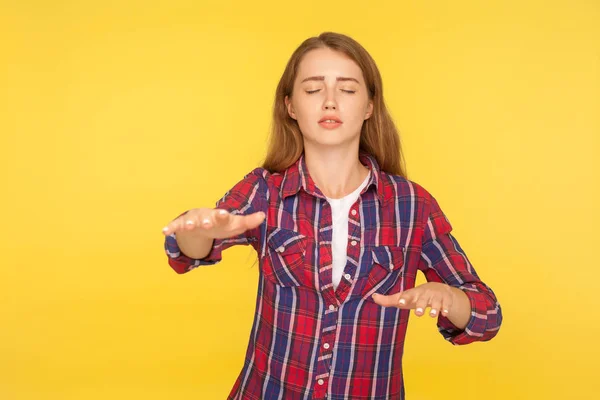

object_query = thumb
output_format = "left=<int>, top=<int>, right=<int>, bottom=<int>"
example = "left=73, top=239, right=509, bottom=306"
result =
left=243, top=211, right=266, bottom=230
left=371, top=293, right=401, bottom=308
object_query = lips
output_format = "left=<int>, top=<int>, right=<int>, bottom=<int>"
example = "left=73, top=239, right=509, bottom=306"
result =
left=318, top=117, right=343, bottom=130
left=319, top=115, right=342, bottom=123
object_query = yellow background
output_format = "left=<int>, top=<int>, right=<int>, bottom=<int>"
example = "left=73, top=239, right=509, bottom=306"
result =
left=2, top=1, right=598, bottom=399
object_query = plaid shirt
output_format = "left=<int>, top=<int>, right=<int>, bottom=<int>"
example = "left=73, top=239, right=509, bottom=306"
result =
left=164, top=152, right=502, bottom=400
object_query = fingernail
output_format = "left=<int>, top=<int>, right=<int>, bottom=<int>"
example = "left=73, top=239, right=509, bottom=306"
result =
left=162, top=227, right=169, bottom=232
left=219, top=210, right=227, bottom=215
left=416, top=308, right=423, bottom=314
left=202, top=218, right=210, bottom=225
left=443, top=309, right=449, bottom=314
left=430, top=309, right=437, bottom=315
left=398, top=299, right=406, bottom=305
left=186, top=220, right=194, bottom=225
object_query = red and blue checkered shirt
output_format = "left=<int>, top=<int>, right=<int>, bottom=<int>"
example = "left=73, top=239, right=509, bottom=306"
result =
left=164, top=152, right=502, bottom=400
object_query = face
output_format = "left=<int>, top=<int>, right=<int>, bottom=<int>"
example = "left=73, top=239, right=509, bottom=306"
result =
left=285, top=47, right=373, bottom=148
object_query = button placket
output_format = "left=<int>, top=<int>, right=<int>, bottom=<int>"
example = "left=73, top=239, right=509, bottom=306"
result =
left=318, top=303, right=338, bottom=386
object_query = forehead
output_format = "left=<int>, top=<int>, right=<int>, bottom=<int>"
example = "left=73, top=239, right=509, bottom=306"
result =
left=296, top=48, right=364, bottom=83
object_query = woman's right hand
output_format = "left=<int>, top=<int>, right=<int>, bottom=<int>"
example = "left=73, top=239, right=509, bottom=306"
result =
left=161, top=208, right=266, bottom=239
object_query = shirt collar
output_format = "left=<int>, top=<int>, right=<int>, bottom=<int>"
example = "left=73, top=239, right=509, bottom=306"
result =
left=280, top=151, right=386, bottom=204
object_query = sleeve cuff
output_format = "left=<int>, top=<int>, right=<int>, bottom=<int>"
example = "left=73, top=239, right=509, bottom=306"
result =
left=164, top=232, right=222, bottom=274
left=437, top=289, right=489, bottom=345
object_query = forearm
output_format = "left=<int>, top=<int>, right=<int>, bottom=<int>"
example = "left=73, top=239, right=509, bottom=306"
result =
left=446, top=287, right=471, bottom=330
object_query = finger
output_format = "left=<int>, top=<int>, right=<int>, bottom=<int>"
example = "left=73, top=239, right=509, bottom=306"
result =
left=214, top=208, right=230, bottom=223
left=162, top=215, right=189, bottom=235
left=441, top=292, right=453, bottom=317
left=429, top=294, right=442, bottom=318
left=189, top=211, right=211, bottom=231
left=162, top=223, right=173, bottom=235
left=414, top=292, right=430, bottom=317
left=211, top=208, right=231, bottom=229
left=162, top=209, right=218, bottom=235
left=229, top=211, right=266, bottom=234
left=182, top=209, right=218, bottom=232
left=371, top=293, right=401, bottom=308
left=397, top=289, right=417, bottom=309
left=187, top=215, right=201, bottom=230
left=244, top=211, right=266, bottom=230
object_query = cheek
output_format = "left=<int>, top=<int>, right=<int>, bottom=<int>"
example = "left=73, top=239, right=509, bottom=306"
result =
left=294, top=105, right=318, bottom=125
left=294, top=111, right=316, bottom=136
left=342, top=108, right=366, bottom=126
left=347, top=101, right=370, bottom=123
left=298, top=120, right=317, bottom=138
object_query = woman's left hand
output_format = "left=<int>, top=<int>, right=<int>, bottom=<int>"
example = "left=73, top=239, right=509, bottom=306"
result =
left=371, top=282, right=455, bottom=318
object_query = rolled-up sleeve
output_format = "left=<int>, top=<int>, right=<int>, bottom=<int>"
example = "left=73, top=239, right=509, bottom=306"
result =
left=418, top=192, right=502, bottom=345
left=164, top=168, right=267, bottom=274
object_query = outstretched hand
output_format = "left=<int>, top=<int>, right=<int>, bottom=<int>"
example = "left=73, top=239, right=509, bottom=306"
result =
left=162, top=208, right=266, bottom=240
left=371, top=282, right=455, bottom=318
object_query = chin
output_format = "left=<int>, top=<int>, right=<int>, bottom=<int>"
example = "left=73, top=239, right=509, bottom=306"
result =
left=301, top=126, right=359, bottom=147
left=307, top=136, right=357, bottom=149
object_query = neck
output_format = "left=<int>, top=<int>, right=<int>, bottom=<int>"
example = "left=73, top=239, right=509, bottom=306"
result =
left=303, top=144, right=369, bottom=199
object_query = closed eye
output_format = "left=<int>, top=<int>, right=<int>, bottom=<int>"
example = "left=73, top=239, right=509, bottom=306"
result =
left=305, top=89, right=356, bottom=94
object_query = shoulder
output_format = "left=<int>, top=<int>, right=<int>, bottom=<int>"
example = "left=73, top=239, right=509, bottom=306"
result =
left=378, top=171, right=436, bottom=206
left=377, top=172, right=448, bottom=227
left=228, top=167, right=286, bottom=201
left=239, top=167, right=281, bottom=188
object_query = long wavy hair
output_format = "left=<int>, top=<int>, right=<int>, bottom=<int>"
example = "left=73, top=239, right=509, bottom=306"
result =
left=261, top=32, right=407, bottom=177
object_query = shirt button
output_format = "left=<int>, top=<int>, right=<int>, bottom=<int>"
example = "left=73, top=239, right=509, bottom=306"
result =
left=318, top=379, right=324, bottom=385
left=351, top=209, right=357, bottom=216
left=350, top=240, right=357, bottom=246
left=344, top=273, right=351, bottom=280
left=328, top=304, right=336, bottom=311
left=277, top=246, right=285, bottom=252
left=323, top=343, right=330, bottom=349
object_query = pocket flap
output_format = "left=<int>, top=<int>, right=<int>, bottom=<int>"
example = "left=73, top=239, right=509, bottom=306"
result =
left=267, top=228, right=307, bottom=255
left=354, top=245, right=406, bottom=299
left=371, top=245, right=405, bottom=271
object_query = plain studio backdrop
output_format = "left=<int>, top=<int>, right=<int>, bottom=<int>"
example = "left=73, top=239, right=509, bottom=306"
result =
left=1, top=1, right=598, bottom=399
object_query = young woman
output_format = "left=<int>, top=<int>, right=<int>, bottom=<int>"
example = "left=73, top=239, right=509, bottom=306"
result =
left=162, top=32, right=502, bottom=400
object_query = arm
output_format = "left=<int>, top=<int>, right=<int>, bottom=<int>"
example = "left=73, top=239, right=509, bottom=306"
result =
left=163, top=168, right=268, bottom=274
left=174, top=222, right=215, bottom=260
left=418, top=193, right=503, bottom=345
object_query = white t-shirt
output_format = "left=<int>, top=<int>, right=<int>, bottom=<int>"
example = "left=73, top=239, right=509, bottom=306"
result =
left=324, top=171, right=371, bottom=290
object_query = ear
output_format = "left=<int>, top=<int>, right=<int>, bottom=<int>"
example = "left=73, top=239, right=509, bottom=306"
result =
left=365, top=100, right=374, bottom=120
left=285, top=95, right=297, bottom=120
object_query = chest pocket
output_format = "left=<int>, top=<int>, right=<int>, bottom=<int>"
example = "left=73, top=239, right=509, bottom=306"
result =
left=358, top=245, right=406, bottom=297
left=263, top=228, right=310, bottom=287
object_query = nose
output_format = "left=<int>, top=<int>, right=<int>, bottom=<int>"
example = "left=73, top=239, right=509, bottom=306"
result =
left=323, top=96, right=337, bottom=110
left=323, top=85, right=338, bottom=110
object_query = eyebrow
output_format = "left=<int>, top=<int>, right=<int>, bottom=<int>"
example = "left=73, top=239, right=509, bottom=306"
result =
left=300, top=76, right=360, bottom=84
